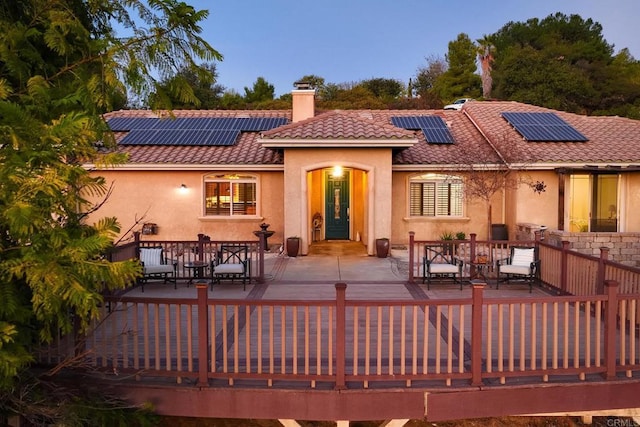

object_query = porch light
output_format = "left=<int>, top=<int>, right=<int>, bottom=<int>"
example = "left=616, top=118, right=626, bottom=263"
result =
left=179, top=183, right=188, bottom=194
left=331, top=165, right=344, bottom=178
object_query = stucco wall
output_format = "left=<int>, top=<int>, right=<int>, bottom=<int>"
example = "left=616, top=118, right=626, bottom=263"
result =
left=284, top=148, right=391, bottom=255
left=87, top=169, right=285, bottom=244
left=391, top=171, right=505, bottom=244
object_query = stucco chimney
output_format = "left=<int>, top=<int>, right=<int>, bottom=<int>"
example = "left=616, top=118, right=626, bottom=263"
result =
left=292, top=81, right=315, bottom=122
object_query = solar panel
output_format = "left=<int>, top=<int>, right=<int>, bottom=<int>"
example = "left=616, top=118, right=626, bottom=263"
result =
left=119, top=129, right=241, bottom=146
left=108, top=116, right=288, bottom=146
left=391, top=115, right=454, bottom=144
left=502, top=112, right=587, bottom=142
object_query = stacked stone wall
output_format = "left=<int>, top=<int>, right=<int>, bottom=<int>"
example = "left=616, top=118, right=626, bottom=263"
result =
left=516, top=223, right=640, bottom=267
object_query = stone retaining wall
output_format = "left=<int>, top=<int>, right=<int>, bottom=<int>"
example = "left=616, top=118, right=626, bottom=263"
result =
left=516, top=222, right=640, bottom=267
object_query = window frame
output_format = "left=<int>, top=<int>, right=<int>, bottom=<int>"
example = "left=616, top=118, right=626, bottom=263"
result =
left=203, top=173, right=259, bottom=217
left=408, top=173, right=464, bottom=218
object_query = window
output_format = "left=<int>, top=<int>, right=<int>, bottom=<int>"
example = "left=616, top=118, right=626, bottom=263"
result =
left=569, top=173, right=618, bottom=232
left=204, top=173, right=257, bottom=216
left=409, top=173, right=463, bottom=217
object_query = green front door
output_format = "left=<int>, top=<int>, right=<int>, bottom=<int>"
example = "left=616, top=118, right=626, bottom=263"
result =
left=325, top=171, right=350, bottom=240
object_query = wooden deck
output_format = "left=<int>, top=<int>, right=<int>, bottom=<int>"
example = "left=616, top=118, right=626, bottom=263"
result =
left=39, top=241, right=640, bottom=422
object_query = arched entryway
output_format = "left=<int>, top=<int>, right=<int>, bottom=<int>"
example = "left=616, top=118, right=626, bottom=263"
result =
left=303, top=163, right=375, bottom=254
left=307, top=166, right=367, bottom=242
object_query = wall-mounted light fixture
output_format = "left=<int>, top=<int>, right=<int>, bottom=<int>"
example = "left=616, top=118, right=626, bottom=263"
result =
left=179, top=183, right=188, bottom=194
left=331, top=165, right=344, bottom=178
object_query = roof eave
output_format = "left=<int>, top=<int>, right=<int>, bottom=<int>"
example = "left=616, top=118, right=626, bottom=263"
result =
left=259, top=138, right=418, bottom=148
left=84, top=163, right=284, bottom=171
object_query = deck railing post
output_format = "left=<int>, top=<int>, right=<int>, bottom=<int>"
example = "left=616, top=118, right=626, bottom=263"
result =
left=196, top=283, right=210, bottom=387
left=470, top=233, right=477, bottom=279
left=134, top=231, right=141, bottom=257
left=597, top=247, right=610, bottom=295
left=335, top=282, right=347, bottom=390
left=408, top=232, right=415, bottom=284
left=560, top=241, right=570, bottom=293
left=603, top=279, right=619, bottom=380
left=470, top=281, right=485, bottom=386
left=257, top=232, right=266, bottom=283
left=197, top=234, right=205, bottom=261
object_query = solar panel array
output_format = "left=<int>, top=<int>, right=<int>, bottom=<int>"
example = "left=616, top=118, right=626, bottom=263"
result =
left=502, top=112, right=588, bottom=142
left=107, top=117, right=288, bottom=146
left=390, top=116, right=454, bottom=144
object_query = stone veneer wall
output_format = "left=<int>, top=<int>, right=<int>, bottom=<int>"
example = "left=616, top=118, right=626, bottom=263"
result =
left=515, top=222, right=640, bottom=267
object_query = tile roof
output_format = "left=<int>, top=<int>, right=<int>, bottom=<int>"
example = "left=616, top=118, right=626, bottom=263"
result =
left=464, top=101, right=640, bottom=165
left=260, top=110, right=415, bottom=141
left=102, top=102, right=640, bottom=168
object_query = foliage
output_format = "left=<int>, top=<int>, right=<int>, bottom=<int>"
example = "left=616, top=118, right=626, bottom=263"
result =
left=489, top=13, right=640, bottom=115
left=433, top=33, right=482, bottom=102
left=0, top=0, right=220, bottom=420
left=244, top=77, right=275, bottom=104
left=440, top=231, right=455, bottom=240
left=413, top=54, right=447, bottom=106
left=359, top=78, right=405, bottom=103
left=150, top=62, right=225, bottom=109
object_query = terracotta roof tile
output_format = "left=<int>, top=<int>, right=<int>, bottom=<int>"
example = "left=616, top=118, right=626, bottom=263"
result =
left=261, top=110, right=415, bottom=141
left=102, top=103, right=640, bottom=168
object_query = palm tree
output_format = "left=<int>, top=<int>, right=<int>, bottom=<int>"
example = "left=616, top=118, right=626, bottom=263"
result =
left=476, top=36, right=496, bottom=99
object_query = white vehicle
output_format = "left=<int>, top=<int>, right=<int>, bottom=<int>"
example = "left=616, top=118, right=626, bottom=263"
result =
left=444, top=98, right=473, bottom=110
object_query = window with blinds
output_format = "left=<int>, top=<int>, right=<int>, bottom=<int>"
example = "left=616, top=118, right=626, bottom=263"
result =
left=409, top=174, right=463, bottom=217
left=204, top=174, right=257, bottom=216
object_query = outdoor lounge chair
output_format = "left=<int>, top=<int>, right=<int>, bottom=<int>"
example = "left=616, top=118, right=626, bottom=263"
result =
left=422, top=244, right=464, bottom=290
left=139, top=246, right=177, bottom=292
left=496, top=246, right=540, bottom=293
left=211, top=244, right=251, bottom=290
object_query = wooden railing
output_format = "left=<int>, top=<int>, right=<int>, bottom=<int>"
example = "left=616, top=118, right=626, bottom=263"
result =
left=408, top=232, right=640, bottom=296
left=107, top=232, right=265, bottom=285
left=37, top=281, right=640, bottom=390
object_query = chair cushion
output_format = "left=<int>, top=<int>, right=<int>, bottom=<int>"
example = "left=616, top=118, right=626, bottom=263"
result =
left=140, top=248, right=163, bottom=266
left=511, top=248, right=534, bottom=267
left=429, top=264, right=459, bottom=274
left=500, top=265, right=531, bottom=275
left=214, top=264, right=245, bottom=274
left=144, top=264, right=174, bottom=274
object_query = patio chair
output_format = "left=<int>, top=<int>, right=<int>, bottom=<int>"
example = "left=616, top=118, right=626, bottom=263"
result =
left=422, top=244, right=464, bottom=290
left=211, top=244, right=251, bottom=290
left=139, top=246, right=177, bottom=292
left=496, top=246, right=540, bottom=293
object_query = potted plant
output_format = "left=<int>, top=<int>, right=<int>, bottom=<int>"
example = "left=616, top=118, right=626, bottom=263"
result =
left=455, top=231, right=466, bottom=240
left=440, top=231, right=454, bottom=255
left=286, top=236, right=300, bottom=257
left=375, top=238, right=390, bottom=258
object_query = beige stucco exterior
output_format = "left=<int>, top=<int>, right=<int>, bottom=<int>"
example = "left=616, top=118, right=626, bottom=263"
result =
left=90, top=169, right=285, bottom=244
left=283, top=147, right=391, bottom=256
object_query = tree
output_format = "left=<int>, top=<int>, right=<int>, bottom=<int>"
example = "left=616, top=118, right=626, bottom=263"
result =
left=477, top=35, right=496, bottom=98
left=454, top=133, right=531, bottom=240
left=434, top=33, right=482, bottom=102
left=489, top=13, right=640, bottom=116
left=359, top=78, right=405, bottom=103
left=244, top=77, right=275, bottom=104
left=413, top=54, right=447, bottom=107
left=0, top=0, right=220, bottom=422
left=150, top=62, right=226, bottom=109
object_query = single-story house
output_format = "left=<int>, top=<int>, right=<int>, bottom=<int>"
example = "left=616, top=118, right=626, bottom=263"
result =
left=89, top=86, right=640, bottom=260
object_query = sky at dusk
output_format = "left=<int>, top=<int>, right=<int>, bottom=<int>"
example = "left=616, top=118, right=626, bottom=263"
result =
left=180, top=0, right=639, bottom=97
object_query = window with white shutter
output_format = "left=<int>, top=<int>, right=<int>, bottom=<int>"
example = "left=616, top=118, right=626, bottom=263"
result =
left=409, top=174, right=463, bottom=217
